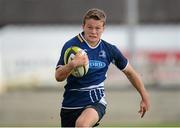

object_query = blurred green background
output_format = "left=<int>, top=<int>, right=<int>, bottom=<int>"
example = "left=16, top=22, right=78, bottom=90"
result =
left=0, top=0, right=180, bottom=127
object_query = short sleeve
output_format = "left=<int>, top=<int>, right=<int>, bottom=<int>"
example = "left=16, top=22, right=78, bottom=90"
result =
left=110, top=45, right=128, bottom=70
left=56, top=45, right=66, bottom=70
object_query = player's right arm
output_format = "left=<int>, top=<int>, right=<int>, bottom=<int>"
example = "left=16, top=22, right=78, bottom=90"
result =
left=55, top=62, right=74, bottom=82
left=55, top=52, right=88, bottom=82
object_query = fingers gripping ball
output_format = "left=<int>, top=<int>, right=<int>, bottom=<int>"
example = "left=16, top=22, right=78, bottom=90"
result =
left=64, top=46, right=89, bottom=77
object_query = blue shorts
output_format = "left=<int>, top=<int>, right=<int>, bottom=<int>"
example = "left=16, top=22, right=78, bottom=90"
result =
left=60, top=102, right=106, bottom=127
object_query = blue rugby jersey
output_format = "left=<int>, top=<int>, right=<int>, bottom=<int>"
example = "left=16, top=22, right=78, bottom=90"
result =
left=56, top=32, right=128, bottom=109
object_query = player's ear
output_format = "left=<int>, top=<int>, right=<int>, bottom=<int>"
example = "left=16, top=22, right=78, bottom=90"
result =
left=82, top=24, right=85, bottom=29
left=103, top=25, right=105, bottom=31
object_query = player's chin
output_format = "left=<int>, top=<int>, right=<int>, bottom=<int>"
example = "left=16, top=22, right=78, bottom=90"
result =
left=89, top=38, right=99, bottom=43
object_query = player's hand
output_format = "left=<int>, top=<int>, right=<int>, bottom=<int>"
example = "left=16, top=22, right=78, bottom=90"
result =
left=70, top=51, right=89, bottom=68
left=138, top=94, right=150, bottom=118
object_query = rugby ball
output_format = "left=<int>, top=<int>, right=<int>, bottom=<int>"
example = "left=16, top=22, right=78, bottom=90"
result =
left=64, top=46, right=89, bottom=77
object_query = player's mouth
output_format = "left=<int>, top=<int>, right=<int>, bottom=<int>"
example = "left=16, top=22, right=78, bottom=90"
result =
left=89, top=35, right=97, bottom=39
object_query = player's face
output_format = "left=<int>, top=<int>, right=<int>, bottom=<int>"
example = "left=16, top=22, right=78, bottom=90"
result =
left=83, top=19, right=104, bottom=46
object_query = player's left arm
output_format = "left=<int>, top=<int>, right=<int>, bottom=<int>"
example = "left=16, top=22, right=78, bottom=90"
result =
left=122, top=64, right=150, bottom=118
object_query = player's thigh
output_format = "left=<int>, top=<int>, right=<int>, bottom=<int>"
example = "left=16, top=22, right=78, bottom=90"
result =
left=60, top=108, right=83, bottom=127
left=76, top=107, right=99, bottom=126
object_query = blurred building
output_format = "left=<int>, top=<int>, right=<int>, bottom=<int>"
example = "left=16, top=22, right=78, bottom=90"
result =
left=0, top=0, right=180, bottom=25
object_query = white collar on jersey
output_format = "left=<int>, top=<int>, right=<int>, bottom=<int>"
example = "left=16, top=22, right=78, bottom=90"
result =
left=80, top=32, right=102, bottom=49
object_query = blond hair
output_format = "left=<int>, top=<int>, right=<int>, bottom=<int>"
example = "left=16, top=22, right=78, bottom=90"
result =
left=83, top=8, right=106, bottom=26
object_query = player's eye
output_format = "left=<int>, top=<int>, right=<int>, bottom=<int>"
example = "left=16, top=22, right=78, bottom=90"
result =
left=88, top=27, right=93, bottom=29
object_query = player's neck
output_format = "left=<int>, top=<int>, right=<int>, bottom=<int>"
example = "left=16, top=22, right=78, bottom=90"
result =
left=87, top=41, right=99, bottom=47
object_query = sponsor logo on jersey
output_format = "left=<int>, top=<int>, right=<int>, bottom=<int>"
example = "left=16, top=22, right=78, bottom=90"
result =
left=83, top=49, right=88, bottom=52
left=89, top=60, right=106, bottom=69
left=99, top=50, right=106, bottom=58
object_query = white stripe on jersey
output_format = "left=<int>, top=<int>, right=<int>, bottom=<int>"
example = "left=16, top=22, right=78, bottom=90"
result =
left=94, top=89, right=98, bottom=100
left=69, top=82, right=104, bottom=91
left=61, top=97, right=107, bottom=109
left=99, top=97, right=107, bottom=106
left=89, top=90, right=94, bottom=102
left=98, top=88, right=103, bottom=97
left=62, top=82, right=106, bottom=109
left=121, top=60, right=129, bottom=71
